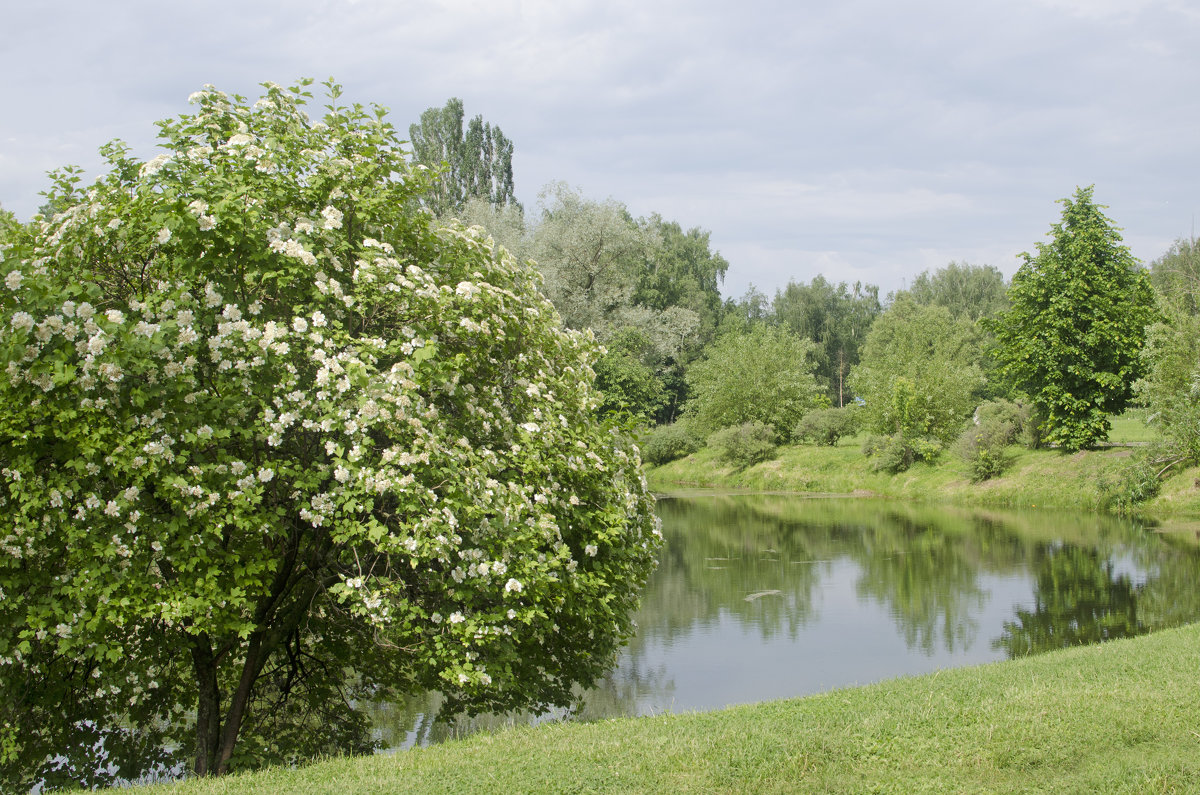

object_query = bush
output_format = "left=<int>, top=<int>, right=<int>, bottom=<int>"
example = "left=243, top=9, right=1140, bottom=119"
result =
left=953, top=399, right=1027, bottom=481
left=641, top=422, right=704, bottom=465
left=862, top=434, right=942, bottom=473
left=954, top=428, right=1016, bottom=482
left=708, top=422, right=778, bottom=468
left=795, top=406, right=861, bottom=446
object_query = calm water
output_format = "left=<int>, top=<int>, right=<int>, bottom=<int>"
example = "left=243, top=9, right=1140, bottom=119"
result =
left=371, top=494, right=1200, bottom=749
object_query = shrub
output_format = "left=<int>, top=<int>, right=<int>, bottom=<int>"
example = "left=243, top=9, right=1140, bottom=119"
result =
left=954, top=428, right=1016, bottom=482
left=795, top=406, right=861, bottom=446
left=708, top=421, right=778, bottom=468
left=953, top=399, right=1027, bottom=481
left=862, top=433, right=942, bottom=473
left=641, top=422, right=704, bottom=465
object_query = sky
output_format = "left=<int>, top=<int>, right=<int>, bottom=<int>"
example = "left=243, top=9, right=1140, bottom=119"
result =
left=2, top=0, right=1198, bottom=299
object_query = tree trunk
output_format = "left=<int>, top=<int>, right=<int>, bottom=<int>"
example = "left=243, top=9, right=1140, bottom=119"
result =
left=214, top=633, right=264, bottom=775
left=189, top=637, right=222, bottom=777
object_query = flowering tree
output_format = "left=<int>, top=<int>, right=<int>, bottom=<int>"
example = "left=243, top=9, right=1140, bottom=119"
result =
left=0, top=80, right=660, bottom=788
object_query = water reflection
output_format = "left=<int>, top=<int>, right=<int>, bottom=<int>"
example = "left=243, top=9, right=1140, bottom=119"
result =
left=376, top=495, right=1200, bottom=749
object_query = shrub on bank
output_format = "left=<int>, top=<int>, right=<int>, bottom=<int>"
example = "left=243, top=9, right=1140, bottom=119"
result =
left=708, top=421, right=778, bottom=468
left=641, top=422, right=705, bottom=465
left=862, top=433, right=942, bottom=473
left=794, top=406, right=861, bottom=446
left=953, top=399, right=1028, bottom=482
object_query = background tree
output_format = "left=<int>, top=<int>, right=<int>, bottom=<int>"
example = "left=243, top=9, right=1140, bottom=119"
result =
left=892, top=262, right=1010, bottom=401
left=991, top=186, right=1157, bottom=450
left=634, top=214, right=729, bottom=343
left=683, top=325, right=825, bottom=441
left=451, top=195, right=530, bottom=260
left=1134, top=238, right=1200, bottom=475
left=409, top=97, right=518, bottom=216
left=772, top=276, right=881, bottom=406
left=529, top=186, right=725, bottom=423
left=0, top=81, right=659, bottom=787
left=529, top=182, right=656, bottom=334
left=1149, top=236, right=1200, bottom=315
left=891, top=261, right=1008, bottom=322
left=850, top=298, right=986, bottom=444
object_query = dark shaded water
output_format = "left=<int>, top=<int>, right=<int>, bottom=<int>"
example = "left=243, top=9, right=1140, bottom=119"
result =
left=371, top=495, right=1200, bottom=749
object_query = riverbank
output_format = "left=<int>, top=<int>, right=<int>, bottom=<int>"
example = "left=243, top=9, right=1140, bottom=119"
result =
left=646, top=439, right=1200, bottom=521
left=138, top=623, right=1200, bottom=793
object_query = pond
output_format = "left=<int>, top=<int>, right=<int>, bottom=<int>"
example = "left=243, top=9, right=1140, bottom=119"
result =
left=370, top=494, right=1200, bottom=749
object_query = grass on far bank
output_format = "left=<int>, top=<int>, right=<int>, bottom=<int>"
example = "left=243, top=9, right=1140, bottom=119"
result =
left=646, top=412, right=1200, bottom=518
left=141, top=623, right=1200, bottom=794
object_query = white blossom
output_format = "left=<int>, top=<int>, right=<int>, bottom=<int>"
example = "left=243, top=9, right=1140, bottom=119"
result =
left=140, top=154, right=171, bottom=177
left=321, top=205, right=343, bottom=230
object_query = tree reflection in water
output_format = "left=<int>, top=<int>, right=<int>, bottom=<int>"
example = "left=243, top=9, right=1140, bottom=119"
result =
left=372, top=496, right=1200, bottom=750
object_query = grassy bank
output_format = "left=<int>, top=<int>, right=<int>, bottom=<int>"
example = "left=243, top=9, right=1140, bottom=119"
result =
left=646, top=436, right=1200, bottom=519
left=141, top=624, right=1200, bottom=793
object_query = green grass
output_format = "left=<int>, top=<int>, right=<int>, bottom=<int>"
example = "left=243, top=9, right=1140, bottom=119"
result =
left=141, top=624, right=1200, bottom=794
left=1108, top=408, right=1158, bottom=444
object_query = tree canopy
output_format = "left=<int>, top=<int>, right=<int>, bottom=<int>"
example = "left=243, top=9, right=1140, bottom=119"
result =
left=684, top=325, right=825, bottom=441
left=771, top=276, right=881, bottom=406
left=849, top=298, right=986, bottom=444
left=1149, top=236, right=1200, bottom=315
left=891, top=262, right=1008, bottom=322
left=990, top=186, right=1157, bottom=450
left=0, top=80, right=659, bottom=788
left=409, top=97, right=518, bottom=216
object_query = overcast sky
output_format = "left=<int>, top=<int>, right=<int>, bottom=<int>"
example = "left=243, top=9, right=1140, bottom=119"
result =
left=2, top=0, right=1198, bottom=298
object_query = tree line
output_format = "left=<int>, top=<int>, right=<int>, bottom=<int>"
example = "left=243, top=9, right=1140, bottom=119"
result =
left=409, top=100, right=1197, bottom=503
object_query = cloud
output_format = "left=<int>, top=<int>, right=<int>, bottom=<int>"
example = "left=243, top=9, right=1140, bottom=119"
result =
left=1, top=0, right=1196, bottom=299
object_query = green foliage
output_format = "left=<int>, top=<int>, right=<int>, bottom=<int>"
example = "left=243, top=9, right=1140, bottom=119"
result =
left=771, top=276, right=881, bottom=405
left=0, top=80, right=659, bottom=786
left=684, top=325, right=826, bottom=442
left=707, top=421, right=778, bottom=468
left=861, top=433, right=943, bottom=473
left=634, top=214, right=728, bottom=344
left=849, top=299, right=985, bottom=444
left=409, top=98, right=518, bottom=216
left=794, top=405, right=861, bottom=446
left=952, top=400, right=1027, bottom=482
left=448, top=196, right=529, bottom=260
left=530, top=182, right=655, bottom=333
left=990, top=186, right=1158, bottom=451
left=1097, top=455, right=1164, bottom=513
left=592, top=327, right=669, bottom=422
left=528, top=187, right=729, bottom=423
left=1149, top=236, right=1200, bottom=315
left=640, top=422, right=704, bottom=466
left=891, top=261, right=1008, bottom=322
left=1137, top=306, right=1200, bottom=465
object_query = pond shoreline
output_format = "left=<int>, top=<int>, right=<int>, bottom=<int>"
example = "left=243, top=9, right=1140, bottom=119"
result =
left=646, top=441, right=1200, bottom=522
